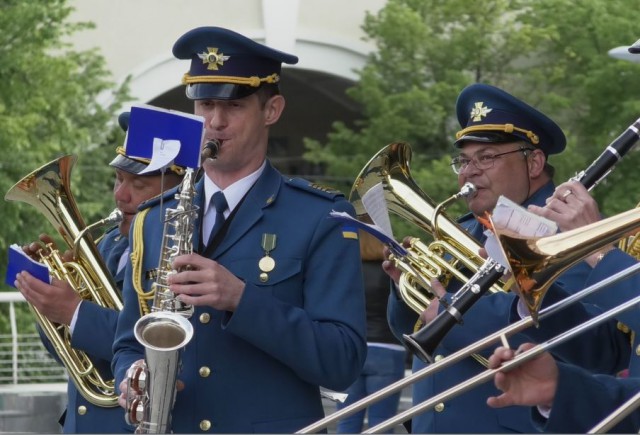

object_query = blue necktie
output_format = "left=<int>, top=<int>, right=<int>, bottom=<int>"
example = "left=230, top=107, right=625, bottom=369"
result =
left=206, top=191, right=228, bottom=247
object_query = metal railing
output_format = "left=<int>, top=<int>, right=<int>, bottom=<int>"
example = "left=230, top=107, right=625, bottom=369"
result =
left=0, top=292, right=67, bottom=385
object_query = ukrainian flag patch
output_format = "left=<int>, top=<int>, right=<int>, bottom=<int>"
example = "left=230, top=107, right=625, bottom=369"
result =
left=341, top=224, right=358, bottom=240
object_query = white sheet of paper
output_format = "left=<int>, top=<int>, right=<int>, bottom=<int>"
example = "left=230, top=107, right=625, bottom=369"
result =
left=361, top=182, right=394, bottom=238
left=485, top=195, right=559, bottom=268
left=138, top=138, right=181, bottom=174
left=491, top=195, right=558, bottom=237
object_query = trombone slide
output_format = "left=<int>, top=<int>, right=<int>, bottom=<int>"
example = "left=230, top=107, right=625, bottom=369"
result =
left=297, top=262, right=640, bottom=434
left=366, top=288, right=640, bottom=433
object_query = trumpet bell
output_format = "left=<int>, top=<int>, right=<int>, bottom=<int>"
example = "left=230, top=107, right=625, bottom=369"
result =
left=497, top=207, right=640, bottom=323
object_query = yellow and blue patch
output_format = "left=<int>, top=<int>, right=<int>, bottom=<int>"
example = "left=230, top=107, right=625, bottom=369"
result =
left=341, top=224, right=359, bottom=240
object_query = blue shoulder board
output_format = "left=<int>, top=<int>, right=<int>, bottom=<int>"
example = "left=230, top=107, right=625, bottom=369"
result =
left=96, top=225, right=121, bottom=245
left=137, top=184, right=179, bottom=211
left=457, top=211, right=475, bottom=224
left=285, top=178, right=345, bottom=200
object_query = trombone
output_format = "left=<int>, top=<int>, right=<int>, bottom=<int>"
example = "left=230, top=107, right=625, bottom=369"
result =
left=297, top=261, right=640, bottom=434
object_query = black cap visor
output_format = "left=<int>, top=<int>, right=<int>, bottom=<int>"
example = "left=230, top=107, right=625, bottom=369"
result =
left=454, top=132, right=526, bottom=148
left=186, top=83, right=261, bottom=100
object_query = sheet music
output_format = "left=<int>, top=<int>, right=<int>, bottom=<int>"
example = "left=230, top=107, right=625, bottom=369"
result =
left=485, top=195, right=558, bottom=268
left=5, top=244, right=51, bottom=288
left=138, top=138, right=181, bottom=174
left=361, top=182, right=394, bottom=238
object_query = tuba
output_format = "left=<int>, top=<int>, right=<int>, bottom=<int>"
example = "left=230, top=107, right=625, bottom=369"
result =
left=349, top=142, right=506, bottom=314
left=4, top=155, right=123, bottom=407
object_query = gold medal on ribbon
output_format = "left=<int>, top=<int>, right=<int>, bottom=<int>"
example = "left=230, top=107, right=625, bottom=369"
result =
left=259, top=234, right=277, bottom=279
left=259, top=256, right=275, bottom=273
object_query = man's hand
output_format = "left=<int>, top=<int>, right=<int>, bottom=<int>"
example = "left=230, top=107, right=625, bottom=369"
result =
left=527, top=181, right=614, bottom=267
left=486, top=343, right=558, bottom=409
left=382, top=237, right=415, bottom=285
left=419, top=278, right=447, bottom=325
left=15, top=272, right=81, bottom=325
left=382, top=246, right=402, bottom=285
left=168, top=253, right=245, bottom=312
left=528, top=180, right=601, bottom=233
left=119, top=360, right=184, bottom=410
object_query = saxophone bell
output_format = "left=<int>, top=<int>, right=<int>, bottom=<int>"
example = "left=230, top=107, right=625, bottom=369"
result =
left=125, top=312, right=194, bottom=434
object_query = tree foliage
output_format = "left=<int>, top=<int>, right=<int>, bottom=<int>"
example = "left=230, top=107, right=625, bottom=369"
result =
left=305, top=0, right=640, bottom=238
left=0, top=0, right=129, bottom=296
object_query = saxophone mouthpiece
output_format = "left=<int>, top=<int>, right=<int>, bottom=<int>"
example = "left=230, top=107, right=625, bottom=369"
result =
left=201, top=140, right=220, bottom=160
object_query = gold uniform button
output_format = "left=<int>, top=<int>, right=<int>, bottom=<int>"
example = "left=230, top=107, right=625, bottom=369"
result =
left=434, top=402, right=445, bottom=412
left=200, top=420, right=211, bottom=431
left=199, top=313, right=211, bottom=324
left=199, top=366, right=211, bottom=377
left=636, top=344, right=640, bottom=356
left=77, top=405, right=87, bottom=415
left=434, top=355, right=444, bottom=362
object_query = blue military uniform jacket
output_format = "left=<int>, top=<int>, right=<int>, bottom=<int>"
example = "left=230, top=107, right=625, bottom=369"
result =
left=387, top=181, right=630, bottom=433
left=113, top=161, right=367, bottom=433
left=533, top=249, right=639, bottom=433
left=40, top=227, right=129, bottom=433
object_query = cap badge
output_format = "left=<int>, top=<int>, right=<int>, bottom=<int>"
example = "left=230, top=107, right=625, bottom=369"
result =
left=198, top=47, right=230, bottom=70
left=470, top=102, right=492, bottom=122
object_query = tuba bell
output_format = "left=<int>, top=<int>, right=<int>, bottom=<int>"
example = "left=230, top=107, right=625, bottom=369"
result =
left=5, top=155, right=123, bottom=407
left=349, top=142, right=508, bottom=313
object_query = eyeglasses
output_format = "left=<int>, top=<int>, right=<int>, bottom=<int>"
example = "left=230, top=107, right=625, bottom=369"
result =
left=450, top=147, right=533, bottom=175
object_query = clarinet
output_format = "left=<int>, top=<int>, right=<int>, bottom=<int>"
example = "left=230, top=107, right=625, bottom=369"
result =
left=403, top=116, right=640, bottom=363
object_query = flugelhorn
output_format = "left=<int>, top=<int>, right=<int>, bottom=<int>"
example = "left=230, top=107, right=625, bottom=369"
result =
left=297, top=260, right=640, bottom=434
left=5, top=155, right=123, bottom=407
left=404, top=115, right=640, bottom=362
left=349, top=142, right=504, bottom=314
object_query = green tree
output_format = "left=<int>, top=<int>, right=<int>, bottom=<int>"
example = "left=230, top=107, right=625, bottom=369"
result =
left=305, top=0, right=640, bottom=238
left=516, top=0, right=640, bottom=215
left=0, top=0, right=130, bottom=307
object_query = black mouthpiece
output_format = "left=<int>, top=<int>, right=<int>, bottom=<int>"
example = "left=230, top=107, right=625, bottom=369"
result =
left=202, top=140, right=220, bottom=160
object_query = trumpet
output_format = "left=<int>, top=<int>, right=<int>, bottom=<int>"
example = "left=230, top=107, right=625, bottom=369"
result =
left=297, top=260, right=640, bottom=434
left=404, top=115, right=640, bottom=362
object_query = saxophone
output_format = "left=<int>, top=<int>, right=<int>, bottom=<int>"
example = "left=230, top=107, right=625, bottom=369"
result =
left=126, top=141, right=219, bottom=433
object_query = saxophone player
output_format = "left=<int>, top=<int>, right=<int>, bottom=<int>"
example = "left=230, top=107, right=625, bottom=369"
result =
left=112, top=26, right=367, bottom=433
left=15, top=111, right=186, bottom=433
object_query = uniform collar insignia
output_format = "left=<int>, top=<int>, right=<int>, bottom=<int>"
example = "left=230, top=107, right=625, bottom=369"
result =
left=470, top=101, right=492, bottom=122
left=198, top=47, right=230, bottom=70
